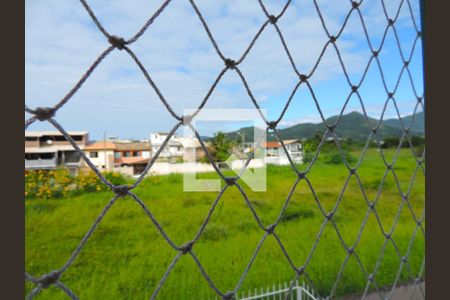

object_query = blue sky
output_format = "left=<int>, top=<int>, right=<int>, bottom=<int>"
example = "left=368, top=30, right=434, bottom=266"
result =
left=25, top=0, right=423, bottom=140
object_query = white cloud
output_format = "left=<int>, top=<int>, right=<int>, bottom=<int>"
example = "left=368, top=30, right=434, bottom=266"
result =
left=25, top=0, right=421, bottom=139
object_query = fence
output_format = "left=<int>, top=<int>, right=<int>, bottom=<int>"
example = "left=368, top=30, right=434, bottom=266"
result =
left=25, top=0, right=424, bottom=299
left=232, top=280, right=318, bottom=300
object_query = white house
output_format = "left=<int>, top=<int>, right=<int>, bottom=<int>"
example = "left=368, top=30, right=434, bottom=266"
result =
left=84, top=141, right=116, bottom=171
left=264, top=139, right=303, bottom=165
left=150, top=133, right=203, bottom=161
left=84, top=140, right=152, bottom=175
left=150, top=133, right=182, bottom=158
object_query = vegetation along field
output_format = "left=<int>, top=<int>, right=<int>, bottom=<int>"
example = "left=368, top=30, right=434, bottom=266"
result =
left=25, top=148, right=424, bottom=299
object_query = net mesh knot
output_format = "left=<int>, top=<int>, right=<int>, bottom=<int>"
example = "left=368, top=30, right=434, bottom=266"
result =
left=224, top=177, right=237, bottom=186
left=267, top=121, right=278, bottom=130
left=266, top=224, right=276, bottom=234
left=223, top=291, right=235, bottom=300
left=180, top=241, right=194, bottom=255
left=299, top=74, right=308, bottom=82
left=38, top=270, right=61, bottom=288
left=326, top=212, right=334, bottom=221
left=108, top=35, right=126, bottom=50
left=182, top=114, right=194, bottom=126
left=34, top=107, right=55, bottom=121
left=113, top=185, right=130, bottom=197
left=224, top=58, right=237, bottom=69
left=268, top=15, right=278, bottom=24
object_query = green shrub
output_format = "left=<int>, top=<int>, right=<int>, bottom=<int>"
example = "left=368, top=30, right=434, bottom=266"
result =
left=303, top=152, right=315, bottom=164
left=25, top=169, right=74, bottom=199
left=76, top=171, right=105, bottom=193
left=324, top=152, right=357, bottom=165
left=25, top=169, right=128, bottom=199
left=103, top=171, right=127, bottom=186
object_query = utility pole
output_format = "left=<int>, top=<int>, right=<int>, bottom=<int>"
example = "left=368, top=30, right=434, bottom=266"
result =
left=104, top=131, right=107, bottom=170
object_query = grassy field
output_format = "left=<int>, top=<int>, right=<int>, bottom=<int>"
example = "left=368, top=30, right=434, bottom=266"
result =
left=25, top=149, right=425, bottom=299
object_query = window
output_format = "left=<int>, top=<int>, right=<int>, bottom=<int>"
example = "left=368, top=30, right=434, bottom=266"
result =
left=133, top=151, right=140, bottom=157
left=123, top=151, right=131, bottom=157
left=25, top=153, right=55, bottom=160
left=54, top=136, right=67, bottom=141
left=90, top=152, right=98, bottom=158
left=114, top=152, right=121, bottom=158
left=72, top=135, right=83, bottom=141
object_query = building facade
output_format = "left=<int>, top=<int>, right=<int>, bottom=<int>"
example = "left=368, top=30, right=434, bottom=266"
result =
left=25, top=131, right=89, bottom=171
left=264, top=139, right=303, bottom=165
left=150, top=133, right=203, bottom=161
left=83, top=140, right=152, bottom=175
left=84, top=141, right=116, bottom=171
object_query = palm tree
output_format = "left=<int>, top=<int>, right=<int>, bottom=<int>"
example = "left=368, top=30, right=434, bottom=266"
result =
left=210, top=131, right=234, bottom=162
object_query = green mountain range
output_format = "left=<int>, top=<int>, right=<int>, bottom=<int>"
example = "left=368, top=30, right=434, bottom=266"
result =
left=223, top=111, right=424, bottom=142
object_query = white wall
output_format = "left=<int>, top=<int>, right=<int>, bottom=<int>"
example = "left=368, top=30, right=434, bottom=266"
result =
left=148, top=162, right=215, bottom=175
left=229, top=159, right=265, bottom=169
left=265, top=156, right=303, bottom=165
left=86, top=150, right=115, bottom=170
left=150, top=133, right=169, bottom=146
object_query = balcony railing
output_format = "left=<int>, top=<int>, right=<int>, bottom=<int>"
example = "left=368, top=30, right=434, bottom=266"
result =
left=25, top=159, right=57, bottom=169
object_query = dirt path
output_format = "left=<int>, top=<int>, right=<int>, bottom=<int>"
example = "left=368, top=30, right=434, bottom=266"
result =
left=337, top=281, right=425, bottom=300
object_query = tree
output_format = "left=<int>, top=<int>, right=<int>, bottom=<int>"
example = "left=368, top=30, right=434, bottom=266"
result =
left=209, top=131, right=234, bottom=162
left=382, top=136, right=401, bottom=148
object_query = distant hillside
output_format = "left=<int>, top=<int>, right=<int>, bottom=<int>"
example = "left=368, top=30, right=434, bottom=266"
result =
left=383, top=111, right=424, bottom=134
left=225, top=126, right=266, bottom=143
left=219, top=111, right=424, bottom=142
left=279, top=111, right=408, bottom=141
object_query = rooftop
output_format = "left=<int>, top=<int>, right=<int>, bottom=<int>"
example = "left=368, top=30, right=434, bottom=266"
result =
left=85, top=141, right=116, bottom=150
left=263, top=139, right=300, bottom=148
left=114, top=141, right=151, bottom=151
left=117, top=157, right=150, bottom=165
left=25, top=131, right=89, bottom=137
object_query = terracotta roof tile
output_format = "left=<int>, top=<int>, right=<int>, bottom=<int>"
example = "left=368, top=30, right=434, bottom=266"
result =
left=85, top=141, right=116, bottom=150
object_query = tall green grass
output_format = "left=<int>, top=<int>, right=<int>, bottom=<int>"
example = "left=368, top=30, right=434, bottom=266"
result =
left=25, top=149, right=424, bottom=299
